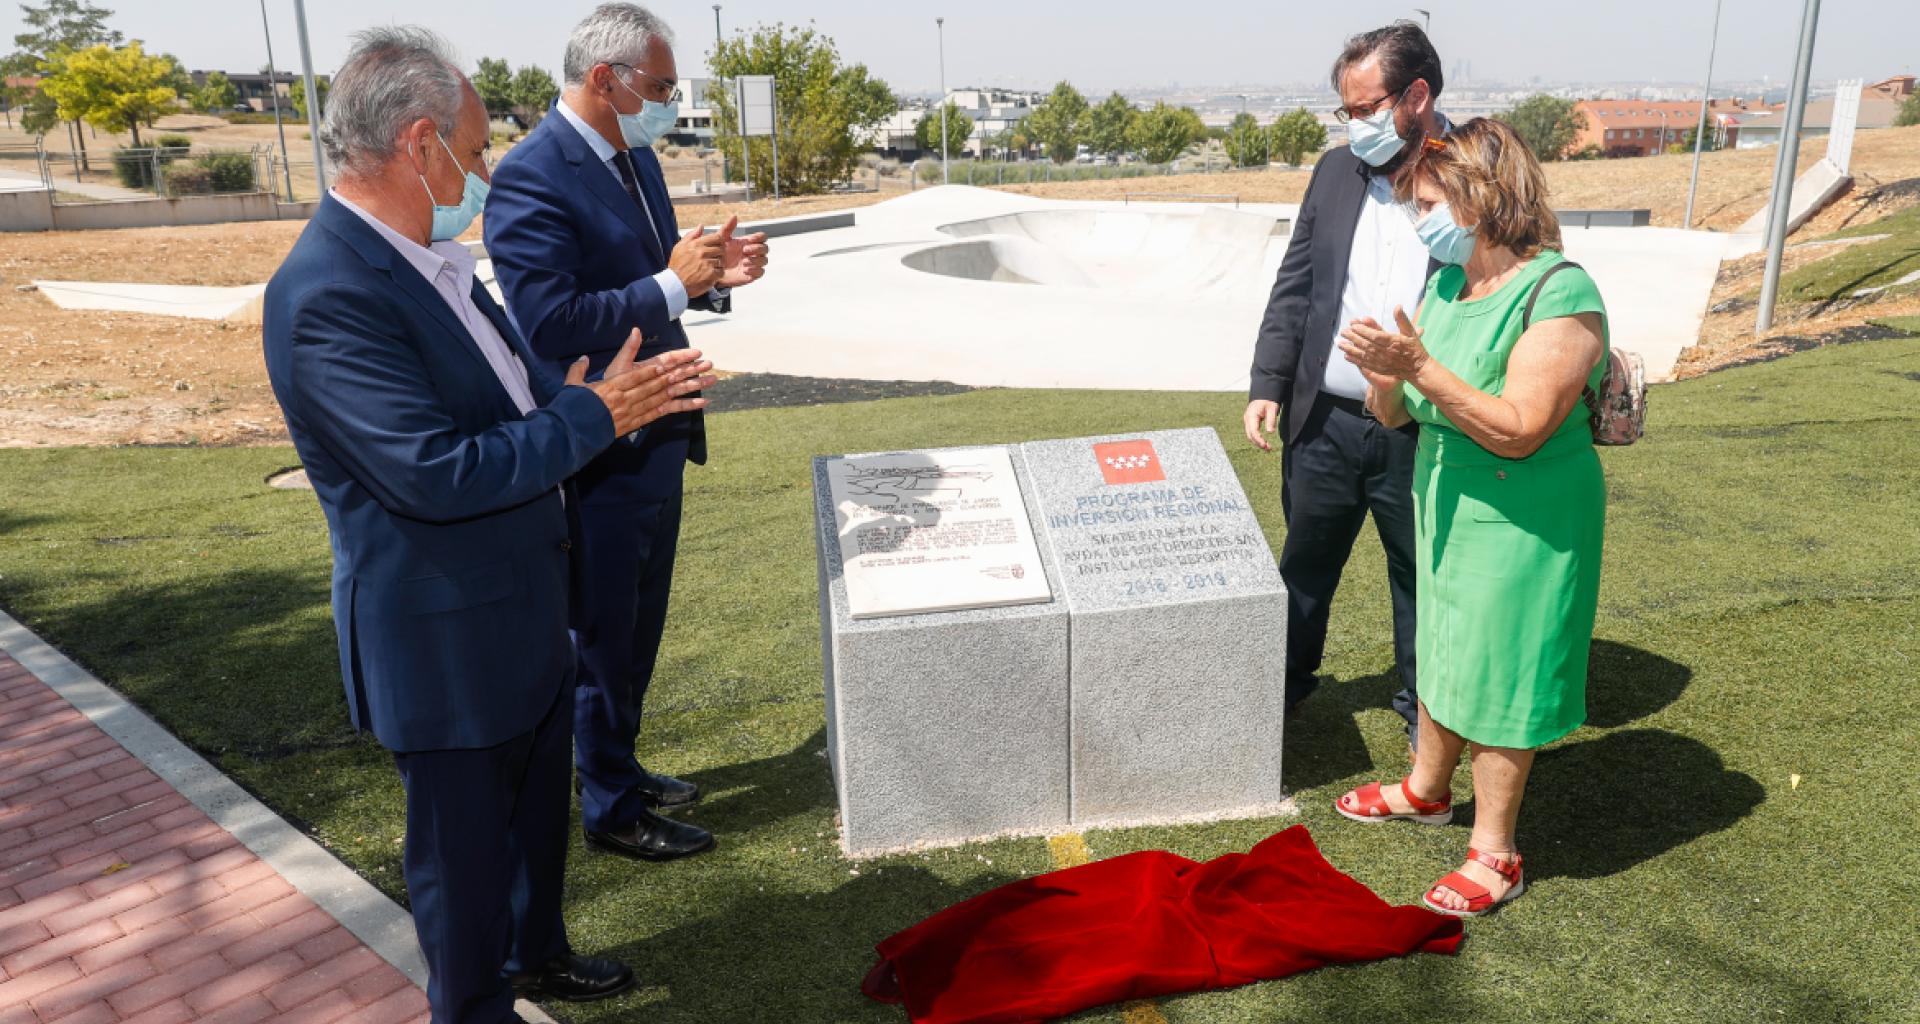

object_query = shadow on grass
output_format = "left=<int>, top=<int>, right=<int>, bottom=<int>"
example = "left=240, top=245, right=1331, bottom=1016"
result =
left=0, top=510, right=53, bottom=537
left=1285, top=640, right=1694, bottom=793
left=676, top=726, right=836, bottom=832
left=594, top=866, right=1020, bottom=1023
left=1523, top=728, right=1763, bottom=882
left=1585, top=639, right=1691, bottom=728
left=2, top=566, right=353, bottom=758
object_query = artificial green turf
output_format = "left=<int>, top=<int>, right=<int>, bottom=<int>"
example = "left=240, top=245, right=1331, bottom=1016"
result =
left=1777, top=202, right=1920, bottom=303
left=2, top=338, right=1918, bottom=1023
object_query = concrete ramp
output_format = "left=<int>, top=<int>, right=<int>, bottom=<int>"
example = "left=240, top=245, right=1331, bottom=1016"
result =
left=1560, top=227, right=1734, bottom=382
left=922, top=207, right=1281, bottom=297
left=33, top=280, right=267, bottom=320
left=1726, top=157, right=1852, bottom=258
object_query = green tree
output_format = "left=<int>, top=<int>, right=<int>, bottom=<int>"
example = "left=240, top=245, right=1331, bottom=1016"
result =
left=708, top=22, right=896, bottom=195
left=472, top=57, right=512, bottom=118
left=1084, top=91, right=1137, bottom=157
left=38, top=40, right=176, bottom=146
left=1495, top=94, right=1586, bottom=162
left=193, top=69, right=234, bottom=113
left=289, top=74, right=327, bottom=121
left=1025, top=80, right=1088, bottom=163
left=1896, top=93, right=1920, bottom=128
left=1126, top=101, right=1204, bottom=164
left=1266, top=107, right=1327, bottom=167
left=989, top=123, right=1030, bottom=160
left=6, top=0, right=122, bottom=165
left=914, top=102, right=972, bottom=158
left=1679, top=120, right=1720, bottom=152
left=1222, top=110, right=1265, bottom=167
left=508, top=65, right=557, bottom=126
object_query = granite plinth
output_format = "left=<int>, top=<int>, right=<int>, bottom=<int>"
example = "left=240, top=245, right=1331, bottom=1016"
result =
left=1022, top=427, right=1287, bottom=826
left=814, top=446, right=1069, bottom=857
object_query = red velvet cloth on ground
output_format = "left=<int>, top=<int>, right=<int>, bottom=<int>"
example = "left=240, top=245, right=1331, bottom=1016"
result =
left=861, top=825, right=1463, bottom=1024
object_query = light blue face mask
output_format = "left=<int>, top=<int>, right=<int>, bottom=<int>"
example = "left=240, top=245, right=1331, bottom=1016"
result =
left=1415, top=202, right=1477, bottom=265
left=1346, top=103, right=1406, bottom=167
left=419, top=133, right=489, bottom=241
left=613, top=72, right=679, bottom=149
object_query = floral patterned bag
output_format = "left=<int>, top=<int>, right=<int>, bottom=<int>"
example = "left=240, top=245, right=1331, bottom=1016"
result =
left=1525, top=261, right=1646, bottom=447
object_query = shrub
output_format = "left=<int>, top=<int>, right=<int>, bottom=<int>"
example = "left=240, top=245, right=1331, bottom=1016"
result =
left=112, top=146, right=167, bottom=189
left=164, top=162, right=213, bottom=195
left=194, top=152, right=256, bottom=193
left=663, top=145, right=682, bottom=159
left=154, top=133, right=194, bottom=150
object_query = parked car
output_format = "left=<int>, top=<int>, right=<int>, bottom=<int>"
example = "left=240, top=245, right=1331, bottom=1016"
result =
left=232, top=103, right=254, bottom=114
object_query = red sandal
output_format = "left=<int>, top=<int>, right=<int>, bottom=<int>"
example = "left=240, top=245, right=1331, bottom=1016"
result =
left=1333, top=777, right=1454, bottom=825
left=1422, top=848, right=1525, bottom=918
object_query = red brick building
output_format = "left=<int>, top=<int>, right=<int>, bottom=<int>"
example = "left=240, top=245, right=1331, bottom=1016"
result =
left=1571, top=99, right=1750, bottom=157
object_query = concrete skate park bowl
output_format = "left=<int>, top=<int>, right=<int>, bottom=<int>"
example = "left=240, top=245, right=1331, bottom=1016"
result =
left=904, top=208, right=1284, bottom=295
left=685, top=186, right=1733, bottom=391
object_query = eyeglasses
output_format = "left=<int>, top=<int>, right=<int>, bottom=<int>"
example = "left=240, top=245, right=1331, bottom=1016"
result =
left=608, top=63, right=677, bottom=99
left=1332, top=84, right=1407, bottom=124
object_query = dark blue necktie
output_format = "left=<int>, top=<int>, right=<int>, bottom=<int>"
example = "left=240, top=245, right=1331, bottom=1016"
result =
left=613, top=150, right=664, bottom=252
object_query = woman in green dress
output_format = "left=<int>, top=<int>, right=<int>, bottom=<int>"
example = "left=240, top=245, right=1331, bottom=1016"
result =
left=1328, top=118, right=1609, bottom=918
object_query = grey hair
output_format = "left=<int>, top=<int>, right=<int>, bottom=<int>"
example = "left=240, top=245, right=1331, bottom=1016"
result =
left=319, top=25, right=468, bottom=178
left=563, top=3, right=675, bottom=86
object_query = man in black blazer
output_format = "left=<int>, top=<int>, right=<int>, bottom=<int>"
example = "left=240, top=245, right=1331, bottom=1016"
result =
left=1244, top=21, right=1450, bottom=750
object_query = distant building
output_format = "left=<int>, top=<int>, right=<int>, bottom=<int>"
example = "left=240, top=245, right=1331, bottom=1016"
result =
left=1732, top=74, right=1916, bottom=149
left=664, top=77, right=720, bottom=148
left=866, top=89, right=1044, bottom=159
left=188, top=70, right=299, bottom=112
left=1571, top=99, right=1747, bottom=157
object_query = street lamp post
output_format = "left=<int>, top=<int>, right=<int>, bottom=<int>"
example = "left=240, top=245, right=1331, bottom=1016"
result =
left=1414, top=8, right=1431, bottom=32
left=291, top=0, right=327, bottom=194
left=712, top=4, right=721, bottom=49
left=936, top=17, right=948, bottom=184
left=1684, top=0, right=1724, bottom=229
left=1756, top=0, right=1822, bottom=334
left=258, top=0, right=295, bottom=203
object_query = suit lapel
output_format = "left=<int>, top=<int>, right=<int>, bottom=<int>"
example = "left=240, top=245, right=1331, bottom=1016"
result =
left=471, top=279, right=562, bottom=406
left=629, top=147, right=677, bottom=262
left=550, top=111, right=665, bottom=267
left=316, top=198, right=502, bottom=387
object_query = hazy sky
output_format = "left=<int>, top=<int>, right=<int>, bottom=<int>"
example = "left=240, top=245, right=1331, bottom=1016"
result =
left=6, top=1, right=1914, bottom=95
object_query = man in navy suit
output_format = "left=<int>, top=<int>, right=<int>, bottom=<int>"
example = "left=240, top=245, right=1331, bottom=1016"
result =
left=262, top=27, right=714, bottom=1023
left=486, top=2, right=768, bottom=863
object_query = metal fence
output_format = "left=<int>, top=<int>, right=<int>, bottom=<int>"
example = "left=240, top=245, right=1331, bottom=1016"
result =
left=25, top=141, right=319, bottom=202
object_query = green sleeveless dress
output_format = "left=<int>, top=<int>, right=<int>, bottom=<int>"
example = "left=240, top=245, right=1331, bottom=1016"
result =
left=1402, top=250, right=1608, bottom=749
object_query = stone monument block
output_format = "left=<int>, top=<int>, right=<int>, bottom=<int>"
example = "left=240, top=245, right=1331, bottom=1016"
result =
left=1021, top=428, right=1287, bottom=826
left=813, top=446, right=1069, bottom=856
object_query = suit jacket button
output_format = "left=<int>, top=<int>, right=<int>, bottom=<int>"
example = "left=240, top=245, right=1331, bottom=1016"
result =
left=1495, top=470, right=1508, bottom=480
left=559, top=539, right=573, bottom=552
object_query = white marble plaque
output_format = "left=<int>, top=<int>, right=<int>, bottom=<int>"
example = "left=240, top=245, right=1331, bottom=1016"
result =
left=825, top=446, right=1053, bottom=619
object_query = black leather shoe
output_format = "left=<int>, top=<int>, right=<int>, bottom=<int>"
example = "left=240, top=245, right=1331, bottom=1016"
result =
left=508, top=953, right=636, bottom=1003
left=573, top=771, right=701, bottom=809
left=636, top=770, right=701, bottom=809
left=585, top=807, right=715, bottom=862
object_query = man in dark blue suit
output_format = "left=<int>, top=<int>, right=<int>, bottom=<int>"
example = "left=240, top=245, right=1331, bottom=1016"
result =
left=485, top=2, right=768, bottom=863
left=262, top=27, right=714, bottom=1023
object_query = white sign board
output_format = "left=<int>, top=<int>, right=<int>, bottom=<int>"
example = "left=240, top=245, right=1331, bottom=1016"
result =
left=826, top=447, right=1053, bottom=619
left=1826, top=78, right=1862, bottom=175
left=738, top=75, right=776, bottom=137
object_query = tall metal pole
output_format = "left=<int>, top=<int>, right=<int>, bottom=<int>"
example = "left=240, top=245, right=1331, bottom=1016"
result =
left=936, top=17, right=948, bottom=184
left=292, top=0, right=327, bottom=193
left=1683, top=0, right=1724, bottom=228
left=1756, top=0, right=1821, bottom=334
left=1414, top=8, right=1430, bottom=32
left=712, top=4, right=721, bottom=51
left=260, top=0, right=295, bottom=202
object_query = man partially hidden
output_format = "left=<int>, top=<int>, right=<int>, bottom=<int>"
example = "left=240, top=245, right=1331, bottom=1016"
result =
left=1244, top=20, right=1451, bottom=754
left=485, top=2, right=769, bottom=863
left=261, top=26, right=714, bottom=1023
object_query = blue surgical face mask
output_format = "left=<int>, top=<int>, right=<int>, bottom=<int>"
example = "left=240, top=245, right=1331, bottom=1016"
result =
left=419, top=133, right=489, bottom=242
left=1415, top=202, right=1477, bottom=265
left=1346, top=102, right=1407, bottom=167
left=613, top=72, right=679, bottom=149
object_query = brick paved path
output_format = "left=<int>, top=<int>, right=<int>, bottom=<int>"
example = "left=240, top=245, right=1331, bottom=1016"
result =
left=0, top=652, right=431, bottom=1024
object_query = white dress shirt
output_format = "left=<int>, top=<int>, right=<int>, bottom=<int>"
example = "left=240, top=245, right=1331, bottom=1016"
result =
left=553, top=98, right=692, bottom=318
left=331, top=190, right=538, bottom=416
left=1321, top=173, right=1433, bottom=401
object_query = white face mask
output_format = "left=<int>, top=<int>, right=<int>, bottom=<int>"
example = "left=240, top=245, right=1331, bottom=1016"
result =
left=1346, top=102, right=1406, bottom=166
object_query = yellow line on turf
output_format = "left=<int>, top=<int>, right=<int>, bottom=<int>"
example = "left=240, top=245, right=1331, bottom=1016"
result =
left=1047, top=832, right=1091, bottom=868
left=1046, top=834, right=1168, bottom=1024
